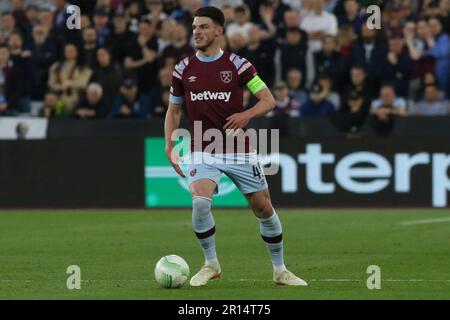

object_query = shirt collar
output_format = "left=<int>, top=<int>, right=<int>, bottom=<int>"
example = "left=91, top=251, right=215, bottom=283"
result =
left=196, top=49, right=224, bottom=62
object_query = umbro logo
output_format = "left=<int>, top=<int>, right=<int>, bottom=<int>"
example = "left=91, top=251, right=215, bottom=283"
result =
left=188, top=76, right=197, bottom=83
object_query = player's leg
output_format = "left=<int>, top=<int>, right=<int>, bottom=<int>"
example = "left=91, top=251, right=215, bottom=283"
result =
left=221, top=161, right=307, bottom=286
left=189, top=174, right=222, bottom=286
left=245, top=189, right=307, bottom=286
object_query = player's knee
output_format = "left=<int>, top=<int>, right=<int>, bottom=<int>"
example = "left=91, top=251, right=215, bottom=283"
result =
left=256, top=202, right=274, bottom=219
left=192, top=196, right=212, bottom=216
left=192, top=196, right=214, bottom=233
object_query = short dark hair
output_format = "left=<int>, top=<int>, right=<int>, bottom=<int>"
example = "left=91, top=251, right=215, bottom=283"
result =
left=194, top=6, right=225, bottom=27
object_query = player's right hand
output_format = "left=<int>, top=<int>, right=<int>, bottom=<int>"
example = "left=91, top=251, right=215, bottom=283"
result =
left=165, top=146, right=186, bottom=178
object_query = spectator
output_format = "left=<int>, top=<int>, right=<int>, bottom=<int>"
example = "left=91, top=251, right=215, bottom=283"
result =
left=37, top=6, right=55, bottom=36
left=10, top=0, right=29, bottom=35
left=404, top=19, right=436, bottom=101
left=82, top=27, right=99, bottom=69
left=48, top=42, right=93, bottom=111
left=242, top=25, right=276, bottom=88
left=279, top=26, right=307, bottom=81
left=24, top=4, right=41, bottom=30
left=314, top=35, right=346, bottom=92
left=1, top=11, right=18, bottom=44
left=74, top=83, right=109, bottom=119
left=142, top=0, right=168, bottom=28
left=338, top=0, right=366, bottom=36
left=276, top=9, right=300, bottom=41
left=286, top=68, right=308, bottom=107
left=301, top=82, right=336, bottom=117
left=90, top=47, right=123, bottom=106
left=149, top=67, right=172, bottom=117
left=92, top=7, right=111, bottom=48
left=336, top=25, right=358, bottom=64
left=376, top=34, right=412, bottom=97
left=221, top=4, right=236, bottom=28
left=300, top=0, right=338, bottom=53
left=409, top=84, right=449, bottom=116
left=110, top=78, right=151, bottom=118
left=107, top=10, right=135, bottom=65
left=124, top=18, right=159, bottom=95
left=7, top=31, right=33, bottom=113
left=38, top=91, right=69, bottom=118
left=343, top=64, right=376, bottom=111
left=317, top=74, right=341, bottom=110
left=256, top=2, right=277, bottom=40
left=258, top=0, right=290, bottom=28
left=331, top=89, right=369, bottom=135
left=157, top=18, right=177, bottom=56
left=426, top=17, right=450, bottom=98
left=350, top=24, right=387, bottom=87
left=369, top=84, right=407, bottom=136
left=29, top=24, right=57, bottom=100
left=160, top=23, right=194, bottom=68
left=227, top=31, right=247, bottom=55
left=226, top=5, right=254, bottom=42
left=267, top=80, right=300, bottom=136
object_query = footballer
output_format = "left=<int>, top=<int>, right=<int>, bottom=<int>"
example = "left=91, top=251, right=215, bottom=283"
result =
left=164, top=6, right=307, bottom=287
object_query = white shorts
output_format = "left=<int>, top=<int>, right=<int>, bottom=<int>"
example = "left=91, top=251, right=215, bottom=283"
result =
left=186, top=152, right=268, bottom=195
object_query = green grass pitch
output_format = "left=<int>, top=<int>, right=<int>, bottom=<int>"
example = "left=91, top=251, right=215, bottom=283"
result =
left=0, top=209, right=449, bottom=299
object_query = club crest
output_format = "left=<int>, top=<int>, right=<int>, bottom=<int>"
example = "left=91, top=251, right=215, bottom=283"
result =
left=190, top=169, right=197, bottom=177
left=220, top=71, right=232, bottom=84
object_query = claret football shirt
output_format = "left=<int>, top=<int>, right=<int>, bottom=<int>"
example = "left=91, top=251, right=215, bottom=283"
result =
left=169, top=50, right=266, bottom=153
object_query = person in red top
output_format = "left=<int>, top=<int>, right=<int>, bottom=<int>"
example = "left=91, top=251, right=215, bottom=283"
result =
left=164, top=6, right=307, bottom=287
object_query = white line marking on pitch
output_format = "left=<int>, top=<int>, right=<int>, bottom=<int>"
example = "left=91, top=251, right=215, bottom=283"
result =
left=400, top=217, right=450, bottom=225
left=2, top=279, right=450, bottom=283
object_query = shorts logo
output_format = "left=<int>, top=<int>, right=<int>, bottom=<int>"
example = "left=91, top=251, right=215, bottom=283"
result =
left=220, top=71, right=232, bottom=84
left=190, top=169, right=197, bottom=177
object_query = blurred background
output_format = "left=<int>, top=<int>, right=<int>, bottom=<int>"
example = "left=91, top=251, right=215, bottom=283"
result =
left=0, top=0, right=449, bottom=209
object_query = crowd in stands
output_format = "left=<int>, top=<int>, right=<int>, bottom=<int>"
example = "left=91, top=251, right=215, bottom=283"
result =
left=0, top=0, right=449, bottom=136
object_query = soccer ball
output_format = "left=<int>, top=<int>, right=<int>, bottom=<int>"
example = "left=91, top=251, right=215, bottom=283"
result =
left=154, top=255, right=190, bottom=288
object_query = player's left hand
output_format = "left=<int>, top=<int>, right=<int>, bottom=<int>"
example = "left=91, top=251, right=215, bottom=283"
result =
left=223, top=112, right=251, bottom=132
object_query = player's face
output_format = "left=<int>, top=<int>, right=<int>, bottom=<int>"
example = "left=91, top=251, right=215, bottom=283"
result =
left=192, top=16, right=221, bottom=52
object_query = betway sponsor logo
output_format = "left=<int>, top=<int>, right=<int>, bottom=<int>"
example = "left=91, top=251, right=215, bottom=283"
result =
left=260, top=144, right=450, bottom=207
left=190, top=91, right=231, bottom=102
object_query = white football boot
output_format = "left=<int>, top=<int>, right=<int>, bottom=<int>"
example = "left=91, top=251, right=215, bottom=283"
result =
left=189, top=262, right=221, bottom=287
left=273, top=269, right=308, bottom=286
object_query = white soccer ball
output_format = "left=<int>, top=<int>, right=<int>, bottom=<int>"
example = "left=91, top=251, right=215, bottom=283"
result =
left=154, top=255, right=190, bottom=288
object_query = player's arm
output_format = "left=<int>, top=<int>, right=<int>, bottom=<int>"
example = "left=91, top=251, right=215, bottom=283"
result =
left=164, top=101, right=185, bottom=177
left=223, top=76, right=275, bottom=131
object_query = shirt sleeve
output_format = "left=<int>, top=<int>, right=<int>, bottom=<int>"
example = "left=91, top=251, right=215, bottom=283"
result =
left=238, top=60, right=268, bottom=95
left=169, top=62, right=185, bottom=105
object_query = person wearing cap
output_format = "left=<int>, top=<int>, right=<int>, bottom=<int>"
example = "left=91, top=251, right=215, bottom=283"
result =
left=267, top=80, right=301, bottom=136
left=93, top=7, right=111, bottom=47
left=301, top=82, right=336, bottom=117
left=331, top=90, right=369, bottom=134
left=110, top=78, right=151, bottom=118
